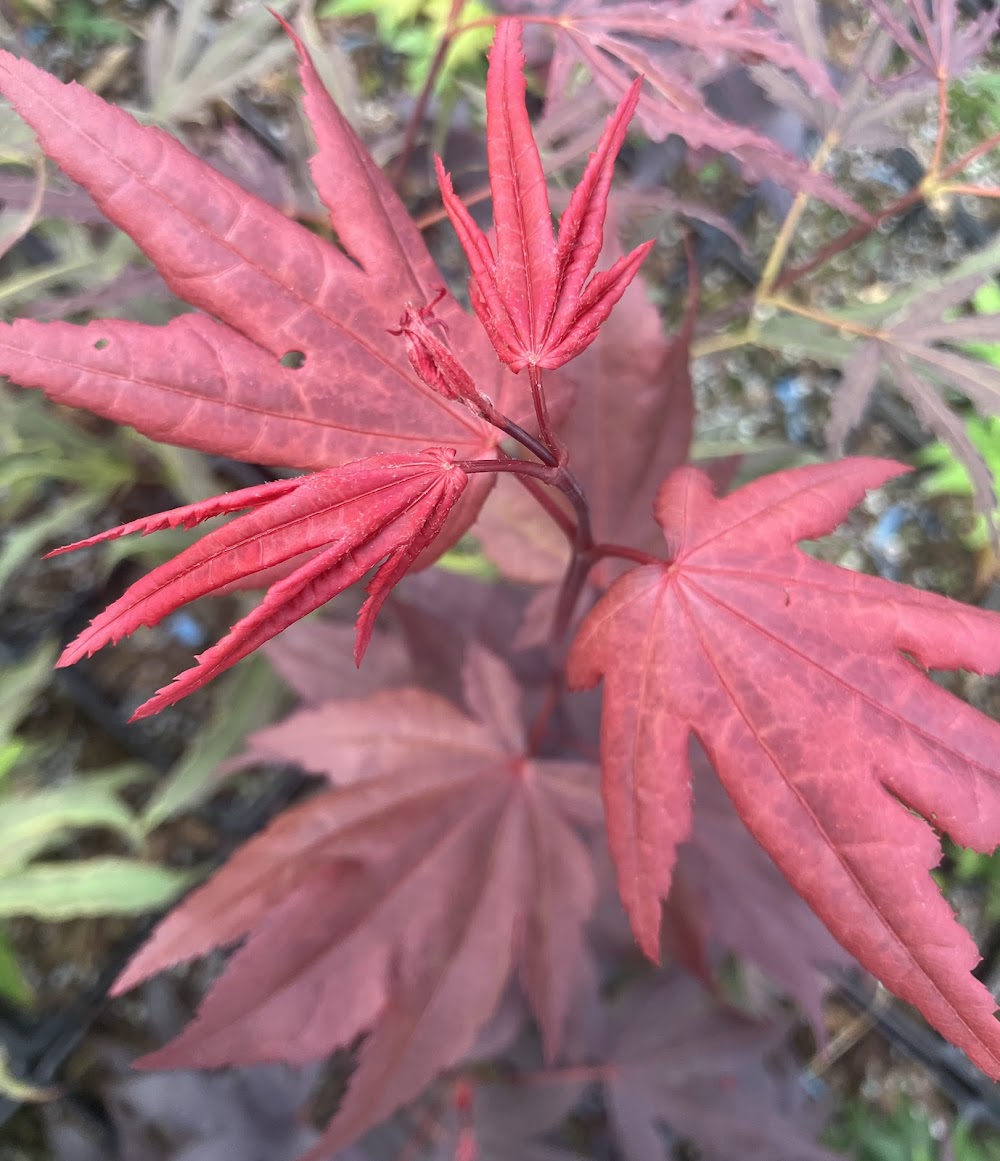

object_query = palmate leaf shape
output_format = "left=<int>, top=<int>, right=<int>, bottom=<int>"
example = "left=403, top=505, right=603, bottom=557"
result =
left=111, top=647, right=599, bottom=1159
left=567, top=457, right=1000, bottom=1078
left=870, top=0, right=999, bottom=93
left=50, top=450, right=468, bottom=720
left=541, top=0, right=870, bottom=222
left=665, top=746, right=849, bottom=1038
left=0, top=21, right=507, bottom=476
left=755, top=235, right=1000, bottom=534
left=599, top=975, right=836, bottom=1161
left=474, top=215, right=693, bottom=590
left=435, top=19, right=654, bottom=373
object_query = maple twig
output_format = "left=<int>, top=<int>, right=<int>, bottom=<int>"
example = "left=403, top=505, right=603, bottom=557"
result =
left=938, top=183, right=1000, bottom=199
left=551, top=553, right=592, bottom=648
left=457, top=457, right=591, bottom=550
left=756, top=114, right=850, bottom=303
left=494, top=416, right=559, bottom=467
left=690, top=327, right=753, bottom=360
left=928, top=64, right=950, bottom=182
left=527, top=365, right=565, bottom=462
left=546, top=541, right=660, bottom=673
left=939, top=130, right=1000, bottom=182
left=769, top=295, right=883, bottom=340
left=756, top=24, right=882, bottom=301
left=391, top=0, right=470, bottom=187
left=772, top=187, right=924, bottom=293
left=592, top=542, right=661, bottom=567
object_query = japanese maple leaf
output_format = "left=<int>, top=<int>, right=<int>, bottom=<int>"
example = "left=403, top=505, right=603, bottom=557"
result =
left=0, top=21, right=546, bottom=710
left=47, top=450, right=467, bottom=719
left=112, top=647, right=599, bottom=1158
left=475, top=215, right=693, bottom=587
left=567, top=457, right=1000, bottom=1078
left=436, top=19, right=654, bottom=373
left=600, top=974, right=836, bottom=1161
left=870, top=0, right=998, bottom=92
left=540, top=0, right=870, bottom=222
left=0, top=21, right=509, bottom=514
left=752, top=236, right=1000, bottom=529
left=666, top=744, right=849, bottom=1036
left=820, top=239, right=1000, bottom=528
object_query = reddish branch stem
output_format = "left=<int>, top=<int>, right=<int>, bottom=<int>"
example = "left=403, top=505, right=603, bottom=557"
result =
left=527, top=365, right=565, bottom=462
left=458, top=456, right=592, bottom=550
left=510, top=470, right=576, bottom=544
left=773, top=187, right=925, bottom=292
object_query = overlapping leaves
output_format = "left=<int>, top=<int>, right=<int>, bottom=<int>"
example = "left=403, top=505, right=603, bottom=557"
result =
left=113, top=648, right=600, bottom=1158
left=541, top=0, right=867, bottom=219
left=757, top=237, right=1000, bottom=528
left=0, top=25, right=507, bottom=472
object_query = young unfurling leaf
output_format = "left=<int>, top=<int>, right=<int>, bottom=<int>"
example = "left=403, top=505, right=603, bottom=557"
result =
left=53, top=451, right=468, bottom=719
left=436, top=19, right=653, bottom=373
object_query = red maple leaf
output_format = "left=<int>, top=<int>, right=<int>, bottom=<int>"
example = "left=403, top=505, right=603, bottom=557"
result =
left=600, top=974, right=836, bottom=1161
left=667, top=744, right=850, bottom=1036
left=112, top=647, right=599, bottom=1158
left=436, top=19, right=653, bottom=373
left=568, top=457, right=1000, bottom=1077
left=48, top=449, right=468, bottom=719
left=0, top=22, right=537, bottom=711
left=0, top=27, right=510, bottom=471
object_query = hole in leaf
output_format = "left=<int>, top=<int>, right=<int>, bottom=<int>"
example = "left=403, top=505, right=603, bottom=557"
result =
left=280, top=350, right=306, bottom=369
left=94, top=338, right=109, bottom=350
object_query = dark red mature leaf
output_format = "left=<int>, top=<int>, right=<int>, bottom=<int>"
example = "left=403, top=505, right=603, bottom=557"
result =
left=668, top=746, right=849, bottom=1035
left=436, top=18, right=653, bottom=373
left=601, top=975, right=835, bottom=1161
left=568, top=457, right=1000, bottom=1077
left=262, top=616, right=413, bottom=707
left=51, top=450, right=467, bottom=719
left=0, top=26, right=508, bottom=475
left=113, top=647, right=599, bottom=1157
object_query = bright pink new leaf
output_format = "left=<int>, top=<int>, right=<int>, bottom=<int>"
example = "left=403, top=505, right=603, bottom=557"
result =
left=568, top=458, right=1000, bottom=1078
left=436, top=18, right=653, bottom=373
left=52, top=450, right=468, bottom=719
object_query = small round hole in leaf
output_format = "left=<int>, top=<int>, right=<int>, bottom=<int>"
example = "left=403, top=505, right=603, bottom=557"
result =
left=280, top=350, right=306, bottom=369
left=94, top=338, right=110, bottom=350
